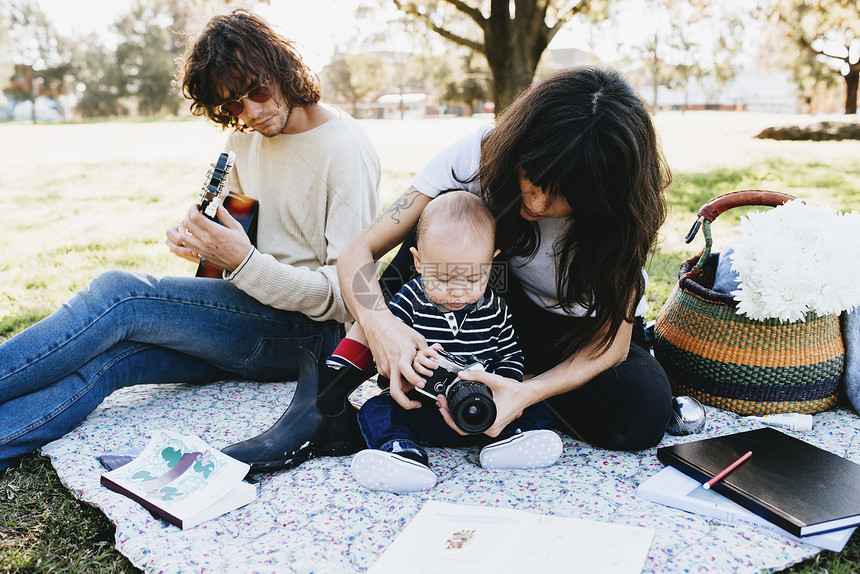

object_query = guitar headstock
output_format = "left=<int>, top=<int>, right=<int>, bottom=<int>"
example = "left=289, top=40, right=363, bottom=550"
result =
left=197, top=151, right=236, bottom=220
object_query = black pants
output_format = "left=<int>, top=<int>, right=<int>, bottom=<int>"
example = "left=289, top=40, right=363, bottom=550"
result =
left=378, top=233, right=672, bottom=451
left=500, top=272, right=671, bottom=450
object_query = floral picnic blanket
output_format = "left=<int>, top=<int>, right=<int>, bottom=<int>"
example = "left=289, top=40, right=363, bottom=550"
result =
left=42, top=380, right=860, bottom=573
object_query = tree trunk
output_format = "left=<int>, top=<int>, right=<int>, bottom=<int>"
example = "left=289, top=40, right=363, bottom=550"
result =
left=394, top=0, right=578, bottom=115
left=480, top=0, right=552, bottom=114
left=683, top=80, right=689, bottom=113
left=349, top=86, right=359, bottom=119
left=28, top=68, right=37, bottom=124
left=485, top=52, right=532, bottom=113
left=651, top=56, right=659, bottom=113
left=845, top=69, right=858, bottom=115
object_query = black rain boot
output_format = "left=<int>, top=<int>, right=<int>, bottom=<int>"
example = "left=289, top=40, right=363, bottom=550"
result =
left=221, top=347, right=370, bottom=473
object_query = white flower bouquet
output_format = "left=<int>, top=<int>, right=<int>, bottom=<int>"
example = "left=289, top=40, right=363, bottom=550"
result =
left=728, top=200, right=860, bottom=322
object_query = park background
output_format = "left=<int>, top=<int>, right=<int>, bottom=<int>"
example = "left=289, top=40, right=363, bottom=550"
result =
left=1, top=0, right=859, bottom=572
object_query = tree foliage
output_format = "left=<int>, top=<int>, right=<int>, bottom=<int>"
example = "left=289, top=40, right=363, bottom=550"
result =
left=389, top=0, right=597, bottom=113
left=325, top=10, right=475, bottom=117
left=1, top=0, right=71, bottom=121
left=324, top=47, right=391, bottom=116
left=440, top=52, right=490, bottom=114
left=608, top=0, right=746, bottom=112
left=770, top=0, right=860, bottom=114
left=1, top=0, right=253, bottom=119
left=113, top=0, right=192, bottom=116
left=70, top=34, right=125, bottom=118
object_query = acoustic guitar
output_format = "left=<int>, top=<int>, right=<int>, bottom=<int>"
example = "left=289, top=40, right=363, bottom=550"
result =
left=194, top=151, right=259, bottom=278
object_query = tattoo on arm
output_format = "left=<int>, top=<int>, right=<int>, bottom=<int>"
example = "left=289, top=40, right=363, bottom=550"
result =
left=366, top=186, right=422, bottom=231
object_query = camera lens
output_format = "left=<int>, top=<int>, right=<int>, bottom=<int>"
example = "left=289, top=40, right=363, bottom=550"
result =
left=446, top=380, right=496, bottom=434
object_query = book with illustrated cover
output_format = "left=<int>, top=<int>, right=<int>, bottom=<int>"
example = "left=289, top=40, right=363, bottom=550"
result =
left=100, top=430, right=255, bottom=529
left=657, top=427, right=860, bottom=537
left=369, top=500, right=654, bottom=574
left=638, top=466, right=855, bottom=552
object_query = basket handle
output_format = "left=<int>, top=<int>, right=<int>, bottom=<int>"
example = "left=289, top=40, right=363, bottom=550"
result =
left=681, top=190, right=797, bottom=281
left=684, top=190, right=797, bottom=243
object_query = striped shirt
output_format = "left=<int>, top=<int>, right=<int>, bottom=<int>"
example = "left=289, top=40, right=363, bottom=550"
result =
left=388, top=277, right=524, bottom=381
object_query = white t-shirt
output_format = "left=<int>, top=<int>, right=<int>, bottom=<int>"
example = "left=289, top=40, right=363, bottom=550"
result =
left=412, top=126, right=648, bottom=318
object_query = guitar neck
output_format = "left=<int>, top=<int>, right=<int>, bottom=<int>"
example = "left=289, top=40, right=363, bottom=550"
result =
left=197, top=151, right=236, bottom=220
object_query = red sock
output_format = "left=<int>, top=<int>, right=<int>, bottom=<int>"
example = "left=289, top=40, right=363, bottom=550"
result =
left=326, top=338, right=374, bottom=372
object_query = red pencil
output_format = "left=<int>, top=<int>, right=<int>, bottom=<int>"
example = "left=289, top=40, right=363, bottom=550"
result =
left=703, top=450, right=752, bottom=490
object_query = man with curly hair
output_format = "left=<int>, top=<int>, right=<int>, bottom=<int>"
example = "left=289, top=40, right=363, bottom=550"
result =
left=0, top=9, right=380, bottom=472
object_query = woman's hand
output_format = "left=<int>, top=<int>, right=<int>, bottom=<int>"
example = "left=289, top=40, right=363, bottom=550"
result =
left=438, top=369, right=533, bottom=437
left=363, top=313, right=428, bottom=410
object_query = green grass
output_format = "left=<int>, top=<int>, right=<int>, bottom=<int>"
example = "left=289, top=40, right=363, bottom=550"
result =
left=1, top=114, right=859, bottom=572
left=0, top=456, right=136, bottom=573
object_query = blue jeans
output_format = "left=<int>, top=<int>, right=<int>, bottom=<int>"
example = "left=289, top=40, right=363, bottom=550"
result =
left=0, top=270, right=345, bottom=470
left=358, top=391, right=554, bottom=457
left=843, top=310, right=860, bottom=415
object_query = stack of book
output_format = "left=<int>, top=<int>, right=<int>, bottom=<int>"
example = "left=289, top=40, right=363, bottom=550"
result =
left=638, top=427, right=860, bottom=551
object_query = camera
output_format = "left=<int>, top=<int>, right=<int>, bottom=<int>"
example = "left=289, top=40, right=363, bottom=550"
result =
left=416, top=349, right=497, bottom=434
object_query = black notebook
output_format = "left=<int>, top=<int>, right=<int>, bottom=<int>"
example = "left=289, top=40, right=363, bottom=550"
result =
left=656, top=427, right=860, bottom=537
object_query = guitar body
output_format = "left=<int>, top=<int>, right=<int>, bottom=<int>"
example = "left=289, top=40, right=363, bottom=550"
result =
left=193, top=151, right=260, bottom=278
left=195, top=192, right=259, bottom=278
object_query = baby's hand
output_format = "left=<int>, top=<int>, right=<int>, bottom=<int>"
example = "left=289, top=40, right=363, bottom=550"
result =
left=413, top=343, right=444, bottom=377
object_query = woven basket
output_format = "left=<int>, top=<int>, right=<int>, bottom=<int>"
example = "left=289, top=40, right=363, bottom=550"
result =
left=653, top=190, right=844, bottom=415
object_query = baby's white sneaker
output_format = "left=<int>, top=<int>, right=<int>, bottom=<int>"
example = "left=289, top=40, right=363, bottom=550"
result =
left=351, top=449, right=437, bottom=493
left=479, top=429, right=563, bottom=470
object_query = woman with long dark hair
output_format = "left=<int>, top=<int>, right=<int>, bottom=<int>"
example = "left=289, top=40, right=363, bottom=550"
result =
left=339, top=66, right=673, bottom=451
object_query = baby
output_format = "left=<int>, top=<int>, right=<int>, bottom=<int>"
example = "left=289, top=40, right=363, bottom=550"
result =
left=339, top=191, right=562, bottom=493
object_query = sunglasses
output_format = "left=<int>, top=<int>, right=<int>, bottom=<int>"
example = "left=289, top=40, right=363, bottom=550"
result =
left=217, top=84, right=272, bottom=116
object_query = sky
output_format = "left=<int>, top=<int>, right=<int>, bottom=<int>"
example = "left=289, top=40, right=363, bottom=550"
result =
left=34, top=0, right=599, bottom=73
left=35, top=0, right=371, bottom=73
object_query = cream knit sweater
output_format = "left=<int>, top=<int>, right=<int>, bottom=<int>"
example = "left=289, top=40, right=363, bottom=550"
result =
left=222, top=107, right=380, bottom=324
